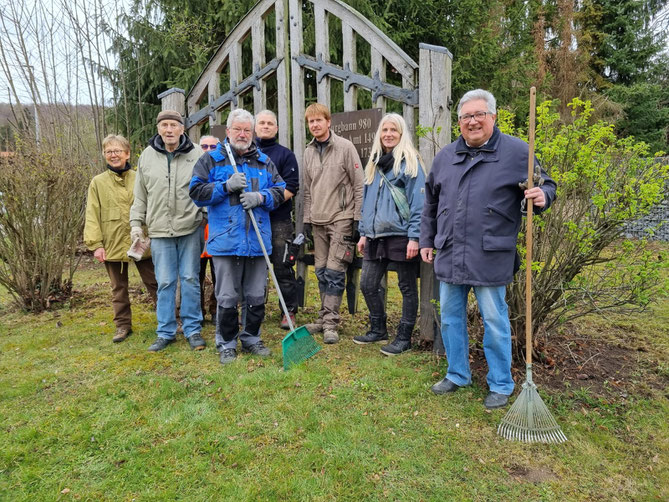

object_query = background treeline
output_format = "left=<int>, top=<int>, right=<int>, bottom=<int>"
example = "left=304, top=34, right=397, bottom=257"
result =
left=103, top=0, right=668, bottom=153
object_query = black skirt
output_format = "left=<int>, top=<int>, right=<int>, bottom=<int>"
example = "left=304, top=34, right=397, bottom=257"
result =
left=364, top=236, right=418, bottom=262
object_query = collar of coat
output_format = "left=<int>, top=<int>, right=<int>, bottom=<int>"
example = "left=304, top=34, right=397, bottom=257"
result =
left=149, top=133, right=195, bottom=155
left=255, top=136, right=277, bottom=149
left=106, top=161, right=132, bottom=176
left=209, top=139, right=269, bottom=165
left=453, top=126, right=501, bottom=162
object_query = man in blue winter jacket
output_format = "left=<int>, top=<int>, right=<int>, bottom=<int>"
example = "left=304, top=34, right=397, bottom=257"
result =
left=419, top=89, right=557, bottom=409
left=189, top=109, right=285, bottom=365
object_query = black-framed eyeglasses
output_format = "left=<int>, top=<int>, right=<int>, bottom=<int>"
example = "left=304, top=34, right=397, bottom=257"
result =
left=201, top=144, right=217, bottom=150
left=458, top=111, right=493, bottom=123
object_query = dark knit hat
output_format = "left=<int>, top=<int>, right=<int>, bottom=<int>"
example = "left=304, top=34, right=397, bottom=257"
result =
left=156, top=110, right=184, bottom=125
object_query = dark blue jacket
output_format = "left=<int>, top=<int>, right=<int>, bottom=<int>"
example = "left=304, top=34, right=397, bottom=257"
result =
left=255, top=137, right=299, bottom=222
left=419, top=127, right=557, bottom=286
left=358, top=158, right=425, bottom=240
left=189, top=141, right=285, bottom=257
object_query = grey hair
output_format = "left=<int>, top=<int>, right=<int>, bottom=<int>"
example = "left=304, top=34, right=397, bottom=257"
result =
left=256, top=109, right=277, bottom=123
left=227, top=108, right=255, bottom=128
left=457, top=89, right=497, bottom=115
left=199, top=134, right=220, bottom=143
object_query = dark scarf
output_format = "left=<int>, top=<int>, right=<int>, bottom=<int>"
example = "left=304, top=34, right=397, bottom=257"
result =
left=107, top=161, right=131, bottom=176
left=377, top=150, right=395, bottom=173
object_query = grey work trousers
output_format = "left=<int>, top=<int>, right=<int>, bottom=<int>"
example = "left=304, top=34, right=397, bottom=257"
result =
left=212, top=255, right=268, bottom=351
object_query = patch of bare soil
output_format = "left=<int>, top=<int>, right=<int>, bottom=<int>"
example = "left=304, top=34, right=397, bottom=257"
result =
left=465, top=321, right=669, bottom=400
left=505, top=465, right=559, bottom=483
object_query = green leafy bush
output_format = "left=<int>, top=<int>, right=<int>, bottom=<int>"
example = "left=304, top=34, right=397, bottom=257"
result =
left=500, top=98, right=668, bottom=348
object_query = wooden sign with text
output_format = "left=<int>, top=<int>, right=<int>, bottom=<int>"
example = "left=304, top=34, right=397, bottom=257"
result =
left=330, top=108, right=382, bottom=165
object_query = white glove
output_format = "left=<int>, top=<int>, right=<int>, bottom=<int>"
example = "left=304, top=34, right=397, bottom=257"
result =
left=130, top=226, right=145, bottom=242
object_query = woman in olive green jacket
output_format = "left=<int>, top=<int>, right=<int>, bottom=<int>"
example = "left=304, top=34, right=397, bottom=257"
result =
left=84, top=135, right=158, bottom=343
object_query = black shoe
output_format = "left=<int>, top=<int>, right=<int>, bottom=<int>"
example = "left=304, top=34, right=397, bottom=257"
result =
left=242, top=341, right=271, bottom=357
left=380, top=337, right=411, bottom=355
left=219, top=348, right=237, bottom=365
left=484, top=392, right=510, bottom=409
left=353, top=331, right=388, bottom=344
left=148, top=337, right=175, bottom=352
left=353, top=314, right=387, bottom=345
left=431, top=378, right=460, bottom=395
left=187, top=333, right=206, bottom=351
left=380, top=322, right=413, bottom=355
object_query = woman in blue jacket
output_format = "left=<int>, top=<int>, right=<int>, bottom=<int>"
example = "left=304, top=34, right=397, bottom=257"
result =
left=354, top=113, right=426, bottom=355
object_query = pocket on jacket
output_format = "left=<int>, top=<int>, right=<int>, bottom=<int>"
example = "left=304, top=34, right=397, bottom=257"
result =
left=102, top=207, right=120, bottom=222
left=339, top=185, right=347, bottom=211
left=483, top=203, right=518, bottom=236
left=486, top=204, right=515, bottom=222
left=482, top=234, right=517, bottom=251
left=434, top=207, right=452, bottom=249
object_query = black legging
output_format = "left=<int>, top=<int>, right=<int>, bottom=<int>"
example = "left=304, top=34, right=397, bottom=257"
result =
left=360, top=258, right=418, bottom=325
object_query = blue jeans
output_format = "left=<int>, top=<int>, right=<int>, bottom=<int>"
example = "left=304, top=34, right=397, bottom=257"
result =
left=439, top=282, right=514, bottom=395
left=151, top=230, right=202, bottom=339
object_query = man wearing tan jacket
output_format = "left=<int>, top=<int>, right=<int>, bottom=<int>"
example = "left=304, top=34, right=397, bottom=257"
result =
left=302, top=103, right=364, bottom=343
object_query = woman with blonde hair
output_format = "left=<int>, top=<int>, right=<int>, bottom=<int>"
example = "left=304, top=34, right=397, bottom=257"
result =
left=354, top=113, right=426, bottom=355
left=84, top=135, right=158, bottom=343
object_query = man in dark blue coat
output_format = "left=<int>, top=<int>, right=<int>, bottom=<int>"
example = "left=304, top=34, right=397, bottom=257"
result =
left=419, top=89, right=557, bottom=409
left=190, top=109, right=285, bottom=365
left=255, top=110, right=300, bottom=329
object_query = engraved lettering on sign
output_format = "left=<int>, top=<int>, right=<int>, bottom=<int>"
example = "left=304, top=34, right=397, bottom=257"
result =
left=331, top=108, right=382, bottom=165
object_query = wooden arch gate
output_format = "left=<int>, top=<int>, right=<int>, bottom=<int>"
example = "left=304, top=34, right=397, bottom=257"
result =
left=159, top=0, right=452, bottom=346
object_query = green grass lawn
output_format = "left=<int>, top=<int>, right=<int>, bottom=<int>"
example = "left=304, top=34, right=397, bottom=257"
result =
left=0, top=257, right=667, bottom=501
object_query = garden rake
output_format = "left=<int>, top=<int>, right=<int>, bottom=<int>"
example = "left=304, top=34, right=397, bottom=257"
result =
left=223, top=142, right=321, bottom=370
left=498, top=87, right=567, bottom=444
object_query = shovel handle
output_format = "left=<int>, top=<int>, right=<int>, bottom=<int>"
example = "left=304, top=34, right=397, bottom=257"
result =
left=526, top=87, right=536, bottom=365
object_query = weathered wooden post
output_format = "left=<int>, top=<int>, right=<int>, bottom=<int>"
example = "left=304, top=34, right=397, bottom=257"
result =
left=158, top=88, right=186, bottom=114
left=418, top=43, right=452, bottom=354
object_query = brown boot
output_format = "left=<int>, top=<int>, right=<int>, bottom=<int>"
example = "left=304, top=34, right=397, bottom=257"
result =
left=323, top=328, right=339, bottom=344
left=305, top=320, right=324, bottom=334
left=322, top=294, right=343, bottom=344
left=113, top=327, right=132, bottom=343
left=306, top=290, right=327, bottom=334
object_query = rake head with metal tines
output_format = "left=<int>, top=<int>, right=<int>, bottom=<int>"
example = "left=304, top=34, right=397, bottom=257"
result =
left=498, top=368, right=567, bottom=444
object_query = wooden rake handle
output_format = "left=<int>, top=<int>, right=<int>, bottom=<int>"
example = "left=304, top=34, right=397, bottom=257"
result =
left=526, top=87, right=536, bottom=366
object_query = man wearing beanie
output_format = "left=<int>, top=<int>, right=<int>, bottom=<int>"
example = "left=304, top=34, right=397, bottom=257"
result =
left=130, top=109, right=206, bottom=352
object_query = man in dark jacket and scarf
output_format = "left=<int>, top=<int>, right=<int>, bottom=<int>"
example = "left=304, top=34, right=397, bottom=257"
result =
left=255, top=110, right=300, bottom=329
left=419, top=89, right=557, bottom=409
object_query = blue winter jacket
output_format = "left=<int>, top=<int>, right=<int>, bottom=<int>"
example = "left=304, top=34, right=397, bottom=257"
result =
left=189, top=141, right=285, bottom=257
left=358, top=158, right=426, bottom=240
left=419, top=127, right=557, bottom=286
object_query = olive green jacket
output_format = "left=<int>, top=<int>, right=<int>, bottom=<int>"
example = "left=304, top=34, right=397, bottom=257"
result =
left=84, top=168, right=148, bottom=262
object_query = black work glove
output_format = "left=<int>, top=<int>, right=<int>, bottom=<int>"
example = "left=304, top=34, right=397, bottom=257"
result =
left=303, top=223, right=313, bottom=243
left=239, top=191, right=264, bottom=210
left=225, top=172, right=247, bottom=193
left=345, top=224, right=360, bottom=243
